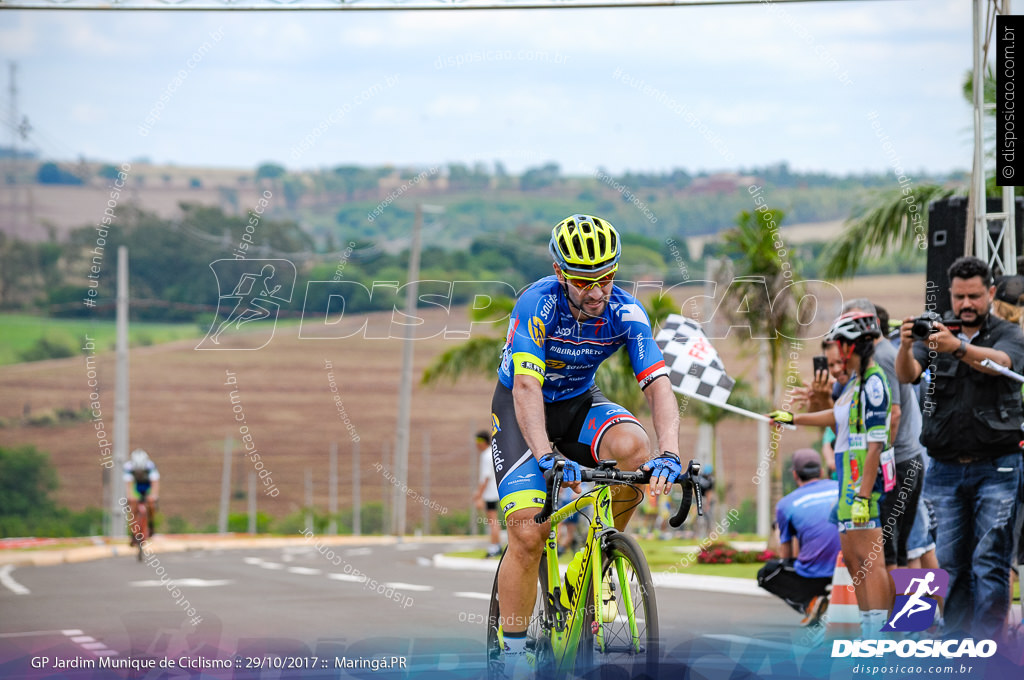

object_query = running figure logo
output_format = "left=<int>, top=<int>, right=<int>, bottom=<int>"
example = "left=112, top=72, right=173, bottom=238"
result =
left=196, top=259, right=296, bottom=350
left=882, top=569, right=949, bottom=632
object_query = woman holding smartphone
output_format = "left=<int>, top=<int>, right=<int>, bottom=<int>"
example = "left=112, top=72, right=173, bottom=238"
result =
left=768, top=311, right=895, bottom=638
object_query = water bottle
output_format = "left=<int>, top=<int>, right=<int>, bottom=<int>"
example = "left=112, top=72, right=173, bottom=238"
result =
left=561, top=548, right=586, bottom=608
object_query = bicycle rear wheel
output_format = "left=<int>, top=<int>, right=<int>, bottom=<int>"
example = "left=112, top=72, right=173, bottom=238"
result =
left=134, top=503, right=148, bottom=562
left=486, top=551, right=555, bottom=680
left=576, top=532, right=659, bottom=679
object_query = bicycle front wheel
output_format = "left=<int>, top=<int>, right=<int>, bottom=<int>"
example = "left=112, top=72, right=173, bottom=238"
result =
left=576, top=532, right=659, bottom=679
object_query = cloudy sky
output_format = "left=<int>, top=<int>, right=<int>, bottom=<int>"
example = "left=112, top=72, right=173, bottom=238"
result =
left=0, top=1, right=974, bottom=177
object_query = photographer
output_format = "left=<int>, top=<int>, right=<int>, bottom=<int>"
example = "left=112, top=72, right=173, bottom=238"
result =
left=895, top=256, right=1024, bottom=640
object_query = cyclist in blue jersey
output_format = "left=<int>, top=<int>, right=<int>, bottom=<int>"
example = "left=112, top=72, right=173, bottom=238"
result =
left=124, top=449, right=160, bottom=543
left=491, top=215, right=682, bottom=676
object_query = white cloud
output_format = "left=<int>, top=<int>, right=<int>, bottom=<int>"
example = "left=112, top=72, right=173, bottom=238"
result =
left=426, top=94, right=482, bottom=117
left=70, top=103, right=107, bottom=125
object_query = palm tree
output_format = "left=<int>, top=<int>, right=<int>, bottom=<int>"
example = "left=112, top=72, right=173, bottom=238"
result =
left=824, top=67, right=1002, bottom=280
left=824, top=185, right=958, bottom=279
left=719, top=208, right=805, bottom=530
left=421, top=297, right=513, bottom=386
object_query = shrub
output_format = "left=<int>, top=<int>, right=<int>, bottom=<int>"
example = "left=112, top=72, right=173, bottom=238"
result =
left=17, top=337, right=77, bottom=362
left=697, top=541, right=777, bottom=564
left=227, top=511, right=272, bottom=533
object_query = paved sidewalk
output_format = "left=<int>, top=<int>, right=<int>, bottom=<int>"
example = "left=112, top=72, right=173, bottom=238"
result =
left=0, top=534, right=477, bottom=567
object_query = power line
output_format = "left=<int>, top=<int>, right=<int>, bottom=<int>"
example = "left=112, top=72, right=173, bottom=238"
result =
left=0, top=0, right=894, bottom=10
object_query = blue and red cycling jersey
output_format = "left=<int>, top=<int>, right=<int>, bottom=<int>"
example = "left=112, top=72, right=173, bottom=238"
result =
left=496, top=276, right=668, bottom=402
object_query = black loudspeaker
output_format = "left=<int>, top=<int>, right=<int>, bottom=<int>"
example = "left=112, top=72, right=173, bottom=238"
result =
left=925, top=196, right=1024, bottom=316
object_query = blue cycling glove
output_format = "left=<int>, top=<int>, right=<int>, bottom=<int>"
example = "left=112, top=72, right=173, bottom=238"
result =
left=537, top=453, right=581, bottom=484
left=643, top=452, right=682, bottom=485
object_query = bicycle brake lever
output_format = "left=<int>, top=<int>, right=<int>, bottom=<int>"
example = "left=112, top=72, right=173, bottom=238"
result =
left=534, top=464, right=562, bottom=524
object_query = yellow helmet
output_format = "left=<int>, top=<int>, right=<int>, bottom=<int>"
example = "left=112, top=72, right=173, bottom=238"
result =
left=548, top=214, right=621, bottom=274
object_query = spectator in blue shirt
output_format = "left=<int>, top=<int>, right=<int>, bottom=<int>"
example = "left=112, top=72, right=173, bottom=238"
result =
left=757, top=448, right=841, bottom=626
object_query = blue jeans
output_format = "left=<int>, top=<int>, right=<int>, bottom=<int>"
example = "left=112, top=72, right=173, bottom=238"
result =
left=926, top=453, right=1022, bottom=639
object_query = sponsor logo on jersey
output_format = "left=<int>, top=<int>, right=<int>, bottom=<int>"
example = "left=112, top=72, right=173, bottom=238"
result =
left=539, top=294, right=555, bottom=318
left=528, top=316, right=546, bottom=347
left=491, top=440, right=503, bottom=472
left=491, top=413, right=501, bottom=436
left=865, top=374, right=885, bottom=407
left=618, top=303, right=649, bottom=326
left=504, top=317, right=519, bottom=347
left=545, top=359, right=567, bottom=369
left=520, top=359, right=544, bottom=375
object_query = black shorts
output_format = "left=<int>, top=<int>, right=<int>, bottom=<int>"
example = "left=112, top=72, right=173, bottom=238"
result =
left=485, top=500, right=498, bottom=512
left=489, top=382, right=642, bottom=519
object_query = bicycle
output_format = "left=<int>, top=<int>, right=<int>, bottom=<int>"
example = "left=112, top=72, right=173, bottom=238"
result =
left=486, top=458, right=704, bottom=679
left=129, top=494, right=151, bottom=562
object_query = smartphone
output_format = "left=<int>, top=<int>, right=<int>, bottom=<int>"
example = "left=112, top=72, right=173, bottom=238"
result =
left=813, top=355, right=828, bottom=375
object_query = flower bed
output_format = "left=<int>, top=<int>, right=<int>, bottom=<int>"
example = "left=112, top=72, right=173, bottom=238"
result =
left=697, top=541, right=777, bottom=565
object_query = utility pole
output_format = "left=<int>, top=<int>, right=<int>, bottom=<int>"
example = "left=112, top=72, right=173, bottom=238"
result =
left=108, top=247, right=130, bottom=537
left=392, top=203, right=442, bottom=537
left=328, top=442, right=338, bottom=535
left=218, top=435, right=232, bottom=533
left=352, top=440, right=361, bottom=536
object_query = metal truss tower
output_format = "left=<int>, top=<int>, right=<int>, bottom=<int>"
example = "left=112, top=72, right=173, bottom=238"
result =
left=972, top=0, right=1017, bottom=276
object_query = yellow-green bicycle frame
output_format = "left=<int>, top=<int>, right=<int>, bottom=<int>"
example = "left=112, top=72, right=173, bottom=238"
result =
left=542, top=483, right=641, bottom=673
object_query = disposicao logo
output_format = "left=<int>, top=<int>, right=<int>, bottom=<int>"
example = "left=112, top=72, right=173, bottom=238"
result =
left=883, top=568, right=948, bottom=632
left=831, top=568, right=997, bottom=660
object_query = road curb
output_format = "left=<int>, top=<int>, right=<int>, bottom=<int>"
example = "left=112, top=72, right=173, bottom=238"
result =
left=0, top=535, right=478, bottom=568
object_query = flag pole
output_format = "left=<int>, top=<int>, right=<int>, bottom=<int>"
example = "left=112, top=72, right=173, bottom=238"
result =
left=674, top=388, right=796, bottom=430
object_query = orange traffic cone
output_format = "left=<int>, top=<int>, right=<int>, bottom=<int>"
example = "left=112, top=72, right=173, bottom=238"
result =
left=824, top=551, right=861, bottom=640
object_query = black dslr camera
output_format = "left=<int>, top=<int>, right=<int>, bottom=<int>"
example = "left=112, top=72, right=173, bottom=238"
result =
left=910, top=311, right=963, bottom=341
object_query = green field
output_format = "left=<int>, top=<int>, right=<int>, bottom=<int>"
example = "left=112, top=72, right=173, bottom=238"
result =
left=0, top=314, right=204, bottom=366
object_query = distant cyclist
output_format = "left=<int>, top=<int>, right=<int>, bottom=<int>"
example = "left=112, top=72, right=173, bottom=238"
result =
left=490, top=214, right=682, bottom=678
left=124, top=449, right=159, bottom=543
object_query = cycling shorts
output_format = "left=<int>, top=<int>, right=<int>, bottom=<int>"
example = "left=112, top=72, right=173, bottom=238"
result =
left=130, top=483, right=152, bottom=502
left=489, top=381, right=642, bottom=521
left=835, top=450, right=883, bottom=533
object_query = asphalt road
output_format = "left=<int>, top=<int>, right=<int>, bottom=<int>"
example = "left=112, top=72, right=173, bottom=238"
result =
left=0, top=538, right=837, bottom=679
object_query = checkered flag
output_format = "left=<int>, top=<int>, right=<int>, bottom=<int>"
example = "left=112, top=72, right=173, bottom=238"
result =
left=655, top=314, right=735, bottom=406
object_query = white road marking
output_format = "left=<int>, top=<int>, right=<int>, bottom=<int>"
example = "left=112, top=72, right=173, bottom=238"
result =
left=62, top=630, right=117, bottom=657
left=0, top=565, right=30, bottom=595
left=243, top=557, right=263, bottom=565
left=346, top=548, right=372, bottom=556
left=432, top=554, right=499, bottom=573
left=131, top=579, right=232, bottom=588
left=384, top=582, right=433, bottom=592
left=328, top=573, right=368, bottom=583
left=287, top=567, right=322, bottom=576
left=258, top=562, right=285, bottom=570
left=454, top=592, right=491, bottom=600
